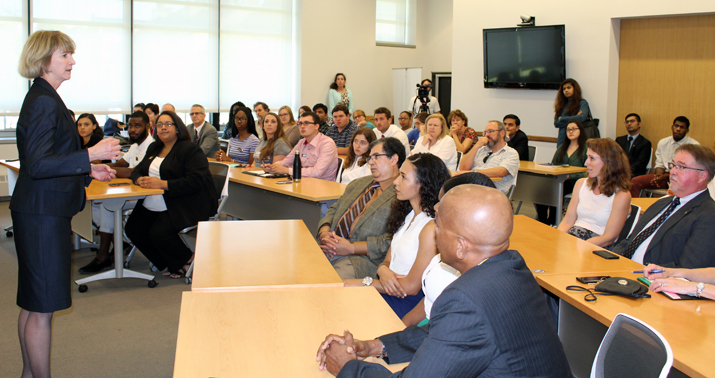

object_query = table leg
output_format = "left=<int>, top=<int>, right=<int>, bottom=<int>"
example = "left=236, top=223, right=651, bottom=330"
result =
left=555, top=180, right=565, bottom=225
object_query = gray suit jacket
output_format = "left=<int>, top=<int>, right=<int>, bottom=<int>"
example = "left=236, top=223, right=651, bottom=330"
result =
left=187, top=121, right=219, bottom=158
left=318, top=175, right=395, bottom=278
left=612, top=191, right=715, bottom=268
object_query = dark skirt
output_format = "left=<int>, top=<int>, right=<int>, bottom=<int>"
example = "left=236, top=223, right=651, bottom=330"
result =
left=381, top=290, right=425, bottom=319
left=12, top=211, right=73, bottom=313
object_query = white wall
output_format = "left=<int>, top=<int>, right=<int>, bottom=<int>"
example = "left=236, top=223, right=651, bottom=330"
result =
left=299, top=0, right=452, bottom=115
left=451, top=0, right=715, bottom=161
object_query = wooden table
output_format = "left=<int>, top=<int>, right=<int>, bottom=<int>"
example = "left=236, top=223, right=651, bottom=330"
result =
left=512, top=161, right=587, bottom=225
left=538, top=272, right=715, bottom=378
left=191, top=220, right=342, bottom=291
left=223, top=167, right=346, bottom=234
left=174, top=288, right=409, bottom=377
left=632, top=197, right=659, bottom=213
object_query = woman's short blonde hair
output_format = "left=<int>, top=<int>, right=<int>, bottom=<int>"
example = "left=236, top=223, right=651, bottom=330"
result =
left=425, top=113, right=449, bottom=139
left=18, top=30, right=76, bottom=79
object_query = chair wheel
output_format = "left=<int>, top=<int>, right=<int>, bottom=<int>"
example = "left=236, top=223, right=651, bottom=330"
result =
left=148, top=280, right=158, bottom=288
left=78, top=284, right=88, bottom=293
left=6, top=231, right=13, bottom=237
left=185, top=277, right=192, bottom=285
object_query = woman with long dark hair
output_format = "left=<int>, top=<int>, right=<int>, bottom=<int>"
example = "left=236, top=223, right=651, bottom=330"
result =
left=254, top=112, right=291, bottom=167
left=338, top=127, right=376, bottom=184
left=327, top=73, right=354, bottom=114
left=221, top=101, right=246, bottom=139
left=76, top=113, right=103, bottom=149
left=215, top=106, right=259, bottom=164
left=554, top=78, right=590, bottom=146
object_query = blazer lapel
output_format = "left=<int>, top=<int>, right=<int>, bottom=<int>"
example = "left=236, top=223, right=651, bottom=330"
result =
left=351, top=184, right=395, bottom=232
left=645, top=193, right=706, bottom=254
left=628, top=197, right=670, bottom=239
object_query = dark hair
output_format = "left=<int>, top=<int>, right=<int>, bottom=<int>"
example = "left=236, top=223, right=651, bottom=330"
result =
left=554, top=78, right=583, bottom=118
left=133, top=103, right=145, bottom=109
left=387, top=153, right=451, bottom=234
left=224, top=101, right=246, bottom=137
left=374, top=107, right=392, bottom=121
left=329, top=73, right=346, bottom=90
left=332, top=103, right=350, bottom=116
left=447, top=109, right=468, bottom=127
left=442, top=172, right=496, bottom=193
left=299, top=105, right=312, bottom=115
left=77, top=113, right=103, bottom=138
left=231, top=107, right=258, bottom=138
left=253, top=102, right=269, bottom=112
left=68, top=109, right=75, bottom=118
left=415, top=112, right=429, bottom=124
left=154, top=111, right=190, bottom=147
left=370, top=137, right=406, bottom=168
left=130, top=111, right=150, bottom=124
left=399, top=111, right=412, bottom=121
left=675, top=144, right=715, bottom=182
left=143, top=103, right=160, bottom=115
left=312, top=103, right=328, bottom=114
left=556, top=120, right=587, bottom=162
left=259, top=112, right=289, bottom=161
left=673, top=116, right=690, bottom=128
left=300, top=111, right=321, bottom=126
left=585, top=138, right=631, bottom=196
left=421, top=78, right=432, bottom=86
left=503, top=114, right=520, bottom=126
left=625, top=113, right=641, bottom=123
left=344, top=127, right=377, bottom=169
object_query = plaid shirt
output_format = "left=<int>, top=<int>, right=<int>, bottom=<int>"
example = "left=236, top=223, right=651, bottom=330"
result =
left=324, top=120, right=358, bottom=148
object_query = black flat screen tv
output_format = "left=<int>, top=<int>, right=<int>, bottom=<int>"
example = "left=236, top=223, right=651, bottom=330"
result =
left=483, top=25, right=565, bottom=89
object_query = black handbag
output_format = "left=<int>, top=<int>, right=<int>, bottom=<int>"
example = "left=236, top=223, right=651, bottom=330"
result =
left=595, top=277, right=650, bottom=298
left=582, top=109, right=600, bottom=139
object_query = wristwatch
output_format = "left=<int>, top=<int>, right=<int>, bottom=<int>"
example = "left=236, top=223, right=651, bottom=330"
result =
left=362, top=277, right=373, bottom=286
left=696, top=282, right=705, bottom=297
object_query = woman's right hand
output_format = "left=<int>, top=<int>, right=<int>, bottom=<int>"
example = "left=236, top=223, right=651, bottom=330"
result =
left=377, top=265, right=406, bottom=298
left=88, top=137, right=121, bottom=162
left=644, top=264, right=670, bottom=280
left=215, top=150, right=229, bottom=162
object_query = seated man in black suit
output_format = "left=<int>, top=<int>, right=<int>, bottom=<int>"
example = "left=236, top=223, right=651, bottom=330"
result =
left=612, top=144, right=715, bottom=268
left=504, top=114, right=529, bottom=161
left=316, top=185, right=571, bottom=377
left=615, top=113, right=652, bottom=177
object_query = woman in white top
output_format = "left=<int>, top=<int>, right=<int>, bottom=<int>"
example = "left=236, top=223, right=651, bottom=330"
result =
left=558, top=138, right=632, bottom=247
left=327, top=73, right=354, bottom=114
left=338, top=127, right=376, bottom=184
left=402, top=172, right=498, bottom=326
left=411, top=113, right=458, bottom=170
left=254, top=112, right=291, bottom=167
left=344, top=153, right=451, bottom=318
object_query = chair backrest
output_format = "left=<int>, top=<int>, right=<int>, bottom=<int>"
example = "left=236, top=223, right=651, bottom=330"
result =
left=208, top=162, right=230, bottom=218
left=591, top=313, right=672, bottom=378
left=455, top=151, right=463, bottom=170
left=528, top=145, right=536, bottom=162
left=608, top=204, right=640, bottom=250
left=646, top=147, right=654, bottom=170
left=335, top=157, right=344, bottom=181
left=507, top=170, right=518, bottom=201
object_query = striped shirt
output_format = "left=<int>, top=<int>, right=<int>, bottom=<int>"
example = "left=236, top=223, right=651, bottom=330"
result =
left=228, top=134, right=260, bottom=164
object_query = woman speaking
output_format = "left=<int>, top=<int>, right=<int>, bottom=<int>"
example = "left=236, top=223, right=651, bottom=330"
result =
left=12, top=30, right=121, bottom=377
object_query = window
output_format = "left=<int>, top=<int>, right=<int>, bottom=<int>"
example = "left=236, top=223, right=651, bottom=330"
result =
left=375, top=0, right=416, bottom=47
left=0, top=0, right=29, bottom=117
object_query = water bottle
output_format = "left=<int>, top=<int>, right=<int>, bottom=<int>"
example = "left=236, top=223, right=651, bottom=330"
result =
left=292, top=150, right=301, bottom=182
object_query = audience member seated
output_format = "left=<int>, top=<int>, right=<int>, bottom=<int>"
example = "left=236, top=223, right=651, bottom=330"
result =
left=645, top=264, right=715, bottom=300
left=397, top=111, right=412, bottom=132
left=630, top=116, right=699, bottom=198
left=328, top=73, right=354, bottom=114
left=253, top=101, right=269, bottom=139
left=265, top=111, right=338, bottom=181
left=325, top=104, right=358, bottom=155
left=616, top=113, right=652, bottom=178
left=221, top=101, right=246, bottom=139
left=279, top=105, right=301, bottom=147
left=343, top=154, right=450, bottom=317
left=535, top=120, right=588, bottom=225
left=409, top=78, right=441, bottom=116
left=216, top=106, right=259, bottom=165
left=133, top=103, right=145, bottom=113
left=80, top=111, right=155, bottom=274
left=187, top=104, right=220, bottom=158
left=372, top=107, right=410, bottom=158
left=126, top=111, right=218, bottom=278
left=402, top=172, right=497, bottom=327
left=161, top=103, right=175, bottom=112
left=253, top=112, right=291, bottom=167
left=298, top=105, right=311, bottom=118
left=458, top=120, right=519, bottom=195
left=612, top=144, right=715, bottom=268
left=77, top=113, right=103, bottom=150
left=316, top=185, right=572, bottom=378
left=448, top=109, right=477, bottom=154
left=352, top=109, right=375, bottom=129
left=554, top=78, right=590, bottom=147
left=412, top=114, right=458, bottom=170
left=557, top=138, right=632, bottom=247
left=143, top=103, right=159, bottom=134
left=504, top=113, right=529, bottom=161
left=318, top=137, right=406, bottom=279
left=407, top=112, right=427, bottom=145
left=338, top=127, right=376, bottom=184
left=313, top=103, right=331, bottom=135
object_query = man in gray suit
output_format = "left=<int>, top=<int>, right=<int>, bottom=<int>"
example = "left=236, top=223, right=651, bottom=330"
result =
left=613, top=144, right=715, bottom=268
left=187, top=104, right=219, bottom=158
left=318, top=137, right=406, bottom=280
left=316, top=185, right=571, bottom=377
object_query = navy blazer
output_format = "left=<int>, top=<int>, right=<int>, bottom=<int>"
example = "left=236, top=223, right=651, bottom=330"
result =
left=10, top=77, right=91, bottom=217
left=507, top=129, right=529, bottom=161
left=612, top=191, right=715, bottom=268
left=615, top=134, right=652, bottom=177
left=338, top=250, right=572, bottom=378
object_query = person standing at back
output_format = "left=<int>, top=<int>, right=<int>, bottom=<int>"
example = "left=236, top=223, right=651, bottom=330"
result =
left=554, top=78, right=590, bottom=147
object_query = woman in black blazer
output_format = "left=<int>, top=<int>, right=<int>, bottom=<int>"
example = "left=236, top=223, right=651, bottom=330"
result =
left=126, top=111, right=218, bottom=278
left=12, top=31, right=121, bottom=376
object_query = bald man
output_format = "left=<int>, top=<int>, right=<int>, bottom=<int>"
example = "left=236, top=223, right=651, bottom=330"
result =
left=317, top=185, right=571, bottom=377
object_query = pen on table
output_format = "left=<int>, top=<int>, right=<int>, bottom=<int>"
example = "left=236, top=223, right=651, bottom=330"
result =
left=632, top=269, right=664, bottom=274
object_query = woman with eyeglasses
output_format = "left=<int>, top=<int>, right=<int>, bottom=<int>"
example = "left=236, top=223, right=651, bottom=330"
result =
left=557, top=138, right=632, bottom=247
left=216, top=106, right=259, bottom=165
left=536, top=120, right=588, bottom=226
left=254, top=112, right=291, bottom=167
left=411, top=114, right=458, bottom=171
left=338, top=127, right=377, bottom=184
left=554, top=78, right=590, bottom=147
left=221, top=101, right=246, bottom=139
left=126, top=111, right=217, bottom=279
left=279, top=105, right=301, bottom=147
left=352, top=109, right=375, bottom=129
left=328, top=73, right=354, bottom=115
left=408, top=112, right=428, bottom=145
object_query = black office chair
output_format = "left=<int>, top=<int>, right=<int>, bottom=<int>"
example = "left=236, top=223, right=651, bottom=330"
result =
left=607, top=204, right=640, bottom=250
left=527, top=145, right=536, bottom=162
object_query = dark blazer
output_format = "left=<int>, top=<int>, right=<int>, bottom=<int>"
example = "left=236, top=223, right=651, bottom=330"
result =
left=187, top=121, right=220, bottom=158
left=615, top=134, right=652, bottom=177
left=10, top=77, right=92, bottom=217
left=507, top=129, right=529, bottom=161
left=131, top=139, right=218, bottom=230
left=612, top=191, right=715, bottom=268
left=338, top=250, right=572, bottom=378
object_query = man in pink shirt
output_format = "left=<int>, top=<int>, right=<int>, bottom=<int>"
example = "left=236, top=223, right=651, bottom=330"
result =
left=265, top=111, right=339, bottom=181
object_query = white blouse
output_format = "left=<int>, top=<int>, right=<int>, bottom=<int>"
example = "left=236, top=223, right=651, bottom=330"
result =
left=421, top=254, right=460, bottom=319
left=411, top=136, right=458, bottom=171
left=573, top=180, right=616, bottom=235
left=142, top=157, right=167, bottom=212
left=339, top=159, right=371, bottom=184
left=389, top=210, right=433, bottom=275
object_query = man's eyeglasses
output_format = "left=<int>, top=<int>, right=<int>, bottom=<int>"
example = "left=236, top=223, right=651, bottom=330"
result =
left=155, top=122, right=175, bottom=128
left=483, top=152, right=493, bottom=164
left=483, top=129, right=499, bottom=135
left=625, top=119, right=638, bottom=124
left=297, top=121, right=316, bottom=126
left=668, top=162, right=705, bottom=172
left=189, top=112, right=204, bottom=116
left=366, top=153, right=388, bottom=163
